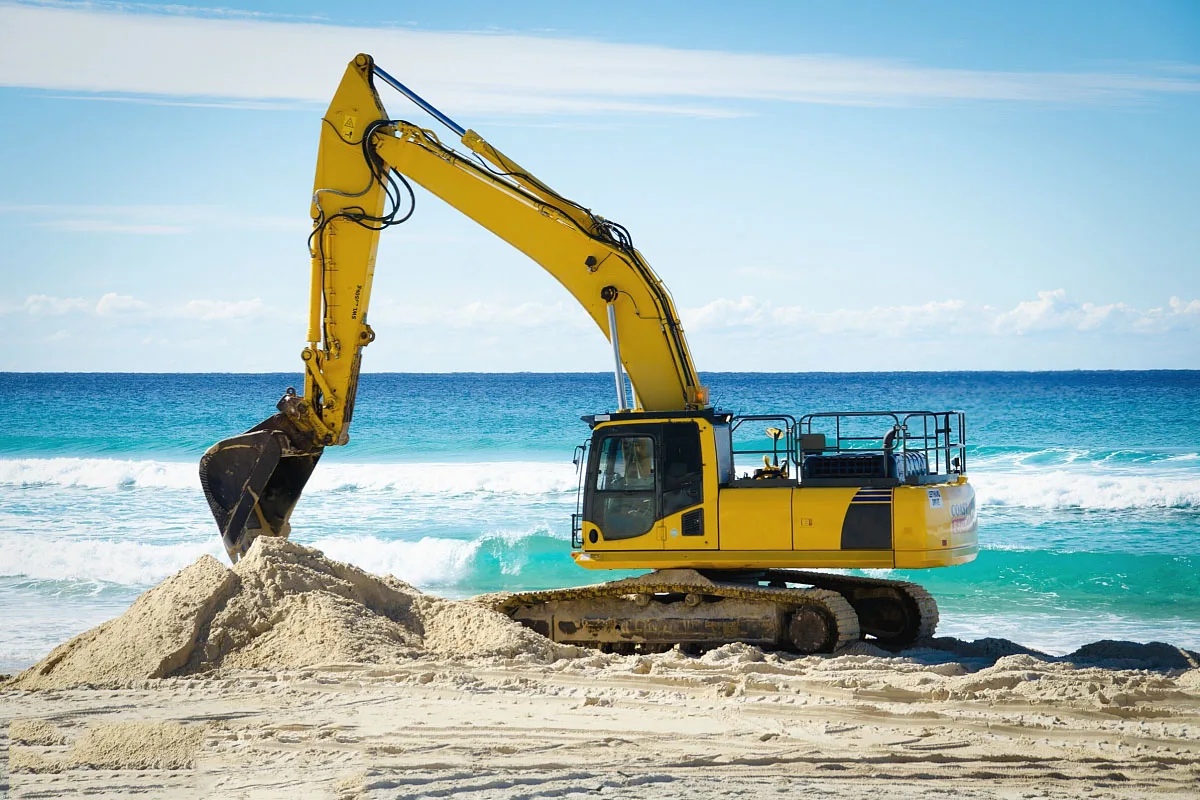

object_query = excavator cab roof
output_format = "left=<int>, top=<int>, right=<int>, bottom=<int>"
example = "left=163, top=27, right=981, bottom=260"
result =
left=581, top=409, right=734, bottom=429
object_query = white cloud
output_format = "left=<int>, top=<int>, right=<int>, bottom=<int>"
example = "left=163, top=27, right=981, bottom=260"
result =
left=179, top=298, right=265, bottom=320
left=682, top=291, right=1199, bottom=339
left=685, top=296, right=972, bottom=337
left=990, top=289, right=1200, bottom=335
left=8, top=288, right=1197, bottom=357
left=95, top=292, right=149, bottom=316
left=23, top=294, right=88, bottom=315
left=10, top=291, right=284, bottom=322
left=0, top=3, right=1196, bottom=116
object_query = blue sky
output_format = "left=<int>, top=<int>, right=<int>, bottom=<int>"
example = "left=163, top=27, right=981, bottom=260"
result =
left=1, top=0, right=1197, bottom=371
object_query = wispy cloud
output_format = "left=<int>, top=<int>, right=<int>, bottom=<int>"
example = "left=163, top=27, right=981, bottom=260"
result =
left=95, top=292, right=150, bottom=316
left=993, top=290, right=1200, bottom=335
left=682, top=292, right=1200, bottom=338
left=1, top=2, right=1197, bottom=117
left=179, top=298, right=265, bottom=320
left=23, top=294, right=89, bottom=315
left=7, top=291, right=277, bottom=322
left=0, top=204, right=301, bottom=235
left=11, top=288, right=1197, bottom=341
left=35, top=219, right=191, bottom=235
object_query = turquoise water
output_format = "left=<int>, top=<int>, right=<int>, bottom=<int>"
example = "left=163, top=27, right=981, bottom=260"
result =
left=2, top=371, right=1198, bottom=671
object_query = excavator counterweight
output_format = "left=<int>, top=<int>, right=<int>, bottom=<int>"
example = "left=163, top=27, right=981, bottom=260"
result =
left=198, top=54, right=978, bottom=653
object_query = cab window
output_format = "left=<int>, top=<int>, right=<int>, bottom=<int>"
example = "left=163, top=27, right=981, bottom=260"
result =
left=590, top=435, right=656, bottom=539
left=661, top=423, right=703, bottom=516
left=595, top=436, right=655, bottom=491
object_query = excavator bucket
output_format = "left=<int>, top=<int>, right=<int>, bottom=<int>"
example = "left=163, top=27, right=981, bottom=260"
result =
left=199, top=414, right=321, bottom=563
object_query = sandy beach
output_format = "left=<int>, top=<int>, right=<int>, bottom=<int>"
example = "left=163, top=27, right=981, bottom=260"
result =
left=3, top=539, right=1198, bottom=799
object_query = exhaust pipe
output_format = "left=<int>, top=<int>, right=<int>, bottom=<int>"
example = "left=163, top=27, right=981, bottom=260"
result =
left=199, top=401, right=322, bottom=563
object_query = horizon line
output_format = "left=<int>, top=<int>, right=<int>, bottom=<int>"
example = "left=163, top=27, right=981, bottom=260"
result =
left=4, top=368, right=1198, bottom=376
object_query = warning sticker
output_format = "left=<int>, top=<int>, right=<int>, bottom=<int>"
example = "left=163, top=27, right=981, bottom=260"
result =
left=927, top=489, right=943, bottom=509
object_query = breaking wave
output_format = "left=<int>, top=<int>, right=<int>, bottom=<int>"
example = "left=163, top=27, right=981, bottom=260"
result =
left=0, top=528, right=584, bottom=593
left=0, top=534, right=222, bottom=586
left=4, top=456, right=1197, bottom=511
left=975, top=470, right=1200, bottom=510
left=0, top=457, right=577, bottom=496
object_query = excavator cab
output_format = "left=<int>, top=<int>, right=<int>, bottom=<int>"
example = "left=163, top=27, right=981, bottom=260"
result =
left=572, top=409, right=976, bottom=572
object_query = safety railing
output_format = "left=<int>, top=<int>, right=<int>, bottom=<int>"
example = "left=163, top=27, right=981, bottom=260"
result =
left=795, top=410, right=967, bottom=487
left=730, top=414, right=798, bottom=482
left=571, top=440, right=589, bottom=548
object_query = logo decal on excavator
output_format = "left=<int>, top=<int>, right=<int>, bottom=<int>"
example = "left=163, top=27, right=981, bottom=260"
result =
left=950, top=496, right=976, bottom=535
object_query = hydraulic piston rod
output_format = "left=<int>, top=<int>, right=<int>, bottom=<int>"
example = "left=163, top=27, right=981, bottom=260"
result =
left=601, top=286, right=629, bottom=411
left=373, top=65, right=466, bottom=138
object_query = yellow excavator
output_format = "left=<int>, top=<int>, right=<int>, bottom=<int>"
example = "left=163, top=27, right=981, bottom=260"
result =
left=200, top=54, right=978, bottom=654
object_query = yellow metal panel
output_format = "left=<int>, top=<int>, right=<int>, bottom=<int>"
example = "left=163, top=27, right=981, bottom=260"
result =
left=895, top=544, right=978, bottom=569
left=301, top=56, right=392, bottom=443
left=893, top=479, right=979, bottom=569
left=581, top=520, right=662, bottom=551
left=791, top=486, right=859, bottom=550
left=718, top=488, right=792, bottom=551
left=661, top=507, right=714, bottom=549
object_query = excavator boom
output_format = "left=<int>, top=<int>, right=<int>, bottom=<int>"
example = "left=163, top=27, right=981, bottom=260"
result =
left=200, top=54, right=705, bottom=560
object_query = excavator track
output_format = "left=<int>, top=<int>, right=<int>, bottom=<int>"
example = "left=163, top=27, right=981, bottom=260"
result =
left=758, top=569, right=938, bottom=647
left=495, top=569, right=860, bottom=655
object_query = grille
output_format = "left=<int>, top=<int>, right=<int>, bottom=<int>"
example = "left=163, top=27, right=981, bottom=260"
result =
left=681, top=508, right=703, bottom=537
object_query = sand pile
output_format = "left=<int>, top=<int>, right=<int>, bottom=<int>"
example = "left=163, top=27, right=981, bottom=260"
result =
left=9, top=537, right=563, bottom=689
left=8, top=536, right=1199, bottom=693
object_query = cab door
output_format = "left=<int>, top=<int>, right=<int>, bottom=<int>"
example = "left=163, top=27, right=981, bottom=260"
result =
left=583, top=428, right=662, bottom=550
left=660, top=421, right=717, bottom=551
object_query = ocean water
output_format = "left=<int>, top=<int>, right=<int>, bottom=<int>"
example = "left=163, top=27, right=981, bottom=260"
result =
left=1, top=371, right=1198, bottom=672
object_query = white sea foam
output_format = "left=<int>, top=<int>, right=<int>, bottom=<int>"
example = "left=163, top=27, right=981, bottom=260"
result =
left=0, top=528, right=559, bottom=589
left=972, top=448, right=1200, bottom=469
left=308, top=461, right=576, bottom=496
left=0, top=457, right=576, bottom=496
left=975, top=469, right=1200, bottom=510
left=0, top=457, right=196, bottom=490
left=308, top=534, right=483, bottom=587
left=4, top=457, right=1198, bottom=514
left=0, top=534, right=222, bottom=585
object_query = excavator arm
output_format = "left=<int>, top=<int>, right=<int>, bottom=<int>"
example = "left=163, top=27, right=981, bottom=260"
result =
left=200, top=54, right=707, bottom=561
